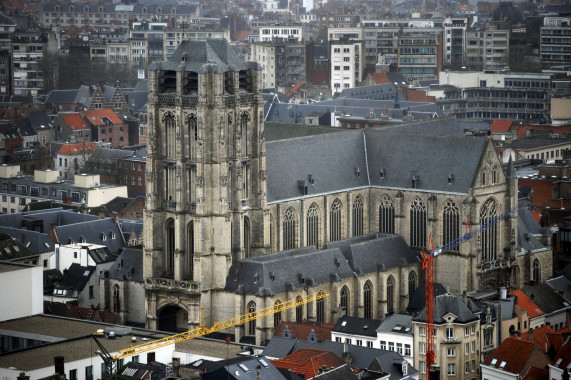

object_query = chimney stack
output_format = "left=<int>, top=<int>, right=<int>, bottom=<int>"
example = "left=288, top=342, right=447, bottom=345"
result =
left=54, top=356, right=64, bottom=376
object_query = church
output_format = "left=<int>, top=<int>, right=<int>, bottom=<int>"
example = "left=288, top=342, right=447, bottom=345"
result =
left=142, top=39, right=551, bottom=344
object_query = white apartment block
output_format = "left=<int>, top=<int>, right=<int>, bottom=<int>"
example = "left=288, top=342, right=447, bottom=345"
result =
left=331, top=41, right=362, bottom=95
left=259, top=25, right=304, bottom=42
left=329, top=27, right=362, bottom=41
left=252, top=43, right=277, bottom=89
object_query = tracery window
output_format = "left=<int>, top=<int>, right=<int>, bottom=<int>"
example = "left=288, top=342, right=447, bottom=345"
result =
left=283, top=208, right=296, bottom=250
left=340, top=286, right=349, bottom=316
left=330, top=199, right=342, bottom=241
left=295, top=296, right=303, bottom=323
left=274, top=301, right=282, bottom=328
left=307, top=204, right=319, bottom=248
left=316, top=291, right=325, bottom=323
left=410, top=197, right=427, bottom=248
left=408, top=271, right=417, bottom=297
left=163, top=112, right=176, bottom=159
left=443, top=200, right=460, bottom=249
left=533, top=259, right=541, bottom=283
left=248, top=301, right=256, bottom=335
left=480, top=198, right=498, bottom=262
left=166, top=218, right=175, bottom=271
left=352, top=196, right=364, bottom=236
left=364, top=281, right=372, bottom=319
left=379, top=194, right=395, bottom=234
left=387, top=276, right=395, bottom=314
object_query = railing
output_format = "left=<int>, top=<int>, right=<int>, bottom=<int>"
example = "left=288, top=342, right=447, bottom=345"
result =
left=241, top=198, right=250, bottom=208
left=145, top=277, right=200, bottom=292
left=164, top=200, right=177, bottom=210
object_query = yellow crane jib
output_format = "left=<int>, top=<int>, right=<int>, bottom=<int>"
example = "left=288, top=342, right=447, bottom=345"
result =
left=113, top=291, right=330, bottom=359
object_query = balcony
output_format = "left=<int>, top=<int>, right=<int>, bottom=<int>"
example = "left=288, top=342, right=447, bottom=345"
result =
left=441, top=336, right=461, bottom=344
left=241, top=198, right=250, bottom=209
left=145, top=277, right=200, bottom=293
left=164, top=200, right=177, bottom=210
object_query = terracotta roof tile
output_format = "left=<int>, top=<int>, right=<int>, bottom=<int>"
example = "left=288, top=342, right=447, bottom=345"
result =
left=274, top=320, right=334, bottom=341
left=60, top=113, right=88, bottom=130
left=271, top=348, right=346, bottom=379
left=490, top=119, right=513, bottom=132
left=373, top=72, right=390, bottom=84
left=525, top=366, right=548, bottom=379
left=517, top=325, right=554, bottom=353
left=82, top=109, right=123, bottom=125
left=484, top=338, right=538, bottom=374
left=552, top=336, right=571, bottom=370
left=58, top=142, right=96, bottom=155
left=510, top=289, right=544, bottom=318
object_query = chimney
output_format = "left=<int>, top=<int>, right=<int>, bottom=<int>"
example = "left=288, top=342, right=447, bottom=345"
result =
left=98, top=208, right=105, bottom=219
left=48, top=223, right=58, bottom=244
left=17, top=373, right=30, bottom=380
left=54, top=356, right=64, bottom=376
left=112, top=211, right=120, bottom=224
left=172, top=357, right=180, bottom=377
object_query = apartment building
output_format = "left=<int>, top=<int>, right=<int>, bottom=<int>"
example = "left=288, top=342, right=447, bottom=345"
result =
left=443, top=17, right=470, bottom=68
left=397, top=32, right=442, bottom=81
left=330, top=40, right=362, bottom=95
left=258, top=24, right=304, bottom=42
left=466, top=21, right=510, bottom=70
left=0, top=15, right=15, bottom=96
left=540, top=16, right=571, bottom=70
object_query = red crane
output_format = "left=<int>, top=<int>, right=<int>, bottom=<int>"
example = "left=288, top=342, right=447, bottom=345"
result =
left=421, top=207, right=516, bottom=380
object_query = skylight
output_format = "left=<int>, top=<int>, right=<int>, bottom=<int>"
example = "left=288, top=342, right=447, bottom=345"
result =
left=238, top=364, right=250, bottom=372
left=499, top=361, right=507, bottom=369
left=491, top=359, right=497, bottom=365
left=258, top=359, right=269, bottom=368
left=341, top=321, right=347, bottom=326
left=44, top=242, right=51, bottom=248
left=13, top=246, right=20, bottom=252
left=556, top=358, right=563, bottom=366
left=83, top=270, right=90, bottom=276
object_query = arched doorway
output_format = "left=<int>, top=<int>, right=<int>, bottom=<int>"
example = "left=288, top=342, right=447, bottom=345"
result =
left=158, top=305, right=187, bottom=333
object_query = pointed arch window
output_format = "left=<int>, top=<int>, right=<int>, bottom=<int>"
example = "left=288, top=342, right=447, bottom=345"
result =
left=186, top=114, right=197, bottom=156
left=307, top=204, right=319, bottom=248
left=330, top=199, right=342, bottom=241
left=387, top=276, right=395, bottom=314
left=480, top=198, right=499, bottom=263
left=187, top=221, right=194, bottom=280
left=166, top=218, right=175, bottom=272
left=352, top=196, right=364, bottom=236
left=248, top=301, right=256, bottom=335
left=316, top=291, right=325, bottom=323
left=274, top=301, right=282, bottom=328
left=408, top=271, right=417, bottom=297
left=340, top=286, right=349, bottom=316
left=443, top=200, right=460, bottom=249
left=364, top=281, right=372, bottom=319
left=112, top=284, right=120, bottom=313
left=295, top=296, right=303, bottom=323
left=163, top=112, right=176, bottom=160
left=533, top=259, right=541, bottom=283
left=410, top=198, right=427, bottom=248
left=379, top=194, right=395, bottom=234
left=283, top=208, right=296, bottom=250
left=244, top=216, right=251, bottom=258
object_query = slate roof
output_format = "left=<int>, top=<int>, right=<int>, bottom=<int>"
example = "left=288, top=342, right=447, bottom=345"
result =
left=201, top=356, right=286, bottom=380
left=376, top=314, right=413, bottom=335
left=263, top=337, right=418, bottom=379
left=519, top=283, right=569, bottom=315
left=265, top=127, right=488, bottom=202
left=414, top=294, right=478, bottom=324
left=333, top=316, right=383, bottom=338
left=103, top=248, right=143, bottom=282
left=271, top=348, right=348, bottom=379
left=149, top=39, right=259, bottom=74
left=55, top=218, right=125, bottom=255
left=226, top=234, right=419, bottom=296
left=55, top=263, right=94, bottom=294
left=407, top=281, right=448, bottom=315
left=312, top=364, right=359, bottom=379
left=546, top=275, right=571, bottom=304
left=518, top=209, right=548, bottom=254
left=0, top=233, right=39, bottom=260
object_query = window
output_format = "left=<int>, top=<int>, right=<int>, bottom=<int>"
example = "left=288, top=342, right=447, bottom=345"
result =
left=419, top=361, right=426, bottom=373
left=85, top=365, right=93, bottom=380
left=447, top=347, right=456, bottom=356
left=533, top=258, right=541, bottom=283
left=480, top=198, right=499, bottom=262
left=446, top=327, right=454, bottom=338
left=443, top=200, right=459, bottom=248
left=387, top=276, right=394, bottom=313
left=465, top=342, right=469, bottom=354
left=397, top=343, right=403, bottom=354
left=381, top=340, right=387, bottom=350
left=408, top=271, right=417, bottom=297
left=379, top=194, right=395, bottom=233
left=352, top=196, right=364, bottom=236
left=329, top=199, right=342, bottom=241
left=465, top=361, right=469, bottom=374
left=419, top=341, right=426, bottom=354
left=471, top=359, right=476, bottom=372
left=282, top=208, right=296, bottom=250
left=447, top=363, right=456, bottom=375
left=367, top=341, right=373, bottom=348
left=465, top=327, right=469, bottom=336
left=405, top=344, right=411, bottom=356
left=340, top=286, right=349, bottom=316
left=388, top=342, right=394, bottom=351
left=471, top=340, right=475, bottom=353
left=356, top=339, right=362, bottom=346
left=69, top=369, right=77, bottom=380
left=89, top=285, right=94, bottom=299
left=307, top=204, right=319, bottom=248
left=316, top=291, right=325, bottom=323
left=364, top=281, right=372, bottom=319
left=248, top=301, right=256, bottom=335
left=410, top=197, right=427, bottom=248
left=346, top=338, right=352, bottom=344
left=295, top=296, right=303, bottom=323
left=419, top=326, right=426, bottom=336
left=484, top=329, right=493, bottom=346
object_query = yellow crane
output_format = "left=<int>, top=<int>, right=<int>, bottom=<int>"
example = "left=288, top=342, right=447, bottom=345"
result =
left=111, top=291, right=330, bottom=360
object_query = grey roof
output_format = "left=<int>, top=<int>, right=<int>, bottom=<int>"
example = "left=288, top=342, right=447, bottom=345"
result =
left=520, top=283, right=570, bottom=315
left=226, top=234, right=419, bottom=296
left=376, top=314, right=413, bottom=335
left=45, top=89, right=79, bottom=105
left=262, top=337, right=418, bottom=379
left=0, top=233, right=39, bottom=260
left=333, top=316, right=383, bottom=338
left=546, top=276, right=571, bottom=304
left=120, top=219, right=144, bottom=242
left=407, top=282, right=448, bottom=314
left=517, top=210, right=547, bottom=254
left=55, top=218, right=126, bottom=254
left=313, top=364, right=359, bottom=379
left=149, top=39, right=259, bottom=73
left=104, top=248, right=143, bottom=282
left=414, top=294, right=478, bottom=324
left=266, top=126, right=488, bottom=202
left=124, top=91, right=148, bottom=113
left=0, top=226, right=55, bottom=254
left=201, top=356, right=286, bottom=380
left=55, top=263, right=94, bottom=293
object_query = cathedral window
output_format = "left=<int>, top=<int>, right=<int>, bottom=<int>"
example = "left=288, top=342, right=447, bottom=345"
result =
left=408, top=271, right=417, bottom=297
left=533, top=259, right=541, bottom=283
left=340, top=286, right=349, bottom=316
left=387, top=276, right=395, bottom=314
left=244, top=216, right=251, bottom=258
left=379, top=194, right=395, bottom=234
left=166, top=218, right=175, bottom=272
left=248, top=301, right=256, bottom=335
left=316, top=290, right=325, bottom=323
left=306, top=204, right=319, bottom=248
left=443, top=200, right=460, bottom=249
left=112, top=284, right=120, bottom=313
left=364, top=281, right=372, bottom=319
left=410, top=197, right=427, bottom=248
left=480, top=198, right=498, bottom=263
left=352, top=196, right=364, bottom=237
left=186, top=114, right=197, bottom=160
left=163, top=112, right=176, bottom=160
left=282, top=208, right=296, bottom=250
left=295, top=296, right=303, bottom=323
left=274, top=301, right=282, bottom=328
left=329, top=199, right=342, bottom=241
left=187, top=221, right=194, bottom=280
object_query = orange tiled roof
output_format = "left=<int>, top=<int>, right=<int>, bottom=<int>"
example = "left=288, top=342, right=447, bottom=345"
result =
left=510, top=289, right=544, bottom=318
left=285, top=81, right=304, bottom=99
left=274, top=320, right=334, bottom=341
left=552, top=335, right=571, bottom=371
left=60, top=113, right=88, bottom=130
left=484, top=338, right=538, bottom=375
left=82, top=109, right=123, bottom=125
left=58, top=142, right=96, bottom=155
left=525, top=366, right=548, bottom=379
left=233, top=30, right=251, bottom=41
left=515, top=325, right=554, bottom=353
left=490, top=119, right=513, bottom=132
left=373, top=72, right=390, bottom=84
left=271, top=348, right=346, bottom=379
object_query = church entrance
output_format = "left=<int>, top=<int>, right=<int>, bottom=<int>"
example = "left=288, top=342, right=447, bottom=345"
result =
left=157, top=305, right=187, bottom=333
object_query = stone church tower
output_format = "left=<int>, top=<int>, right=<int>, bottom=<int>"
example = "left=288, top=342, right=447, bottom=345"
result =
left=144, top=40, right=268, bottom=331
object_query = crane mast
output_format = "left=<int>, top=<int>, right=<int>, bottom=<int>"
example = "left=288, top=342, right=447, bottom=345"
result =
left=422, top=206, right=516, bottom=380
